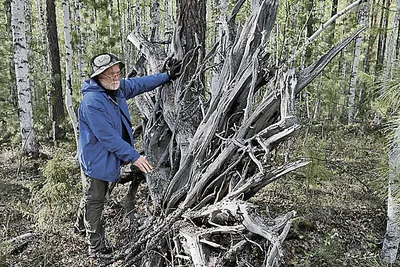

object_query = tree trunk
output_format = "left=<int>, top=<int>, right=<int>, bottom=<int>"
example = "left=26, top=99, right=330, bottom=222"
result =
left=149, top=0, right=160, bottom=42
left=396, top=15, right=400, bottom=60
left=365, top=0, right=378, bottom=74
left=62, top=0, right=78, bottom=149
left=23, top=0, right=33, bottom=96
left=108, top=0, right=113, bottom=38
left=72, top=0, right=85, bottom=80
left=116, top=0, right=124, bottom=60
left=382, top=0, right=400, bottom=90
left=5, top=0, right=18, bottom=108
left=305, top=0, right=315, bottom=64
left=382, top=124, right=400, bottom=263
left=11, top=0, right=39, bottom=156
left=123, top=0, right=365, bottom=265
left=376, top=0, right=391, bottom=73
left=327, top=0, right=338, bottom=45
left=381, top=0, right=400, bottom=262
left=46, top=0, right=65, bottom=144
left=36, top=0, right=49, bottom=102
left=348, top=2, right=368, bottom=125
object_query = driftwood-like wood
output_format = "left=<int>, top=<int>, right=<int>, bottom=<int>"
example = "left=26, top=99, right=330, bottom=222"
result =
left=122, top=0, right=365, bottom=266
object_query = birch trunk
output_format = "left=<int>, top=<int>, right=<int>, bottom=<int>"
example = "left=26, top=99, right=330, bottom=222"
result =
left=339, top=46, right=347, bottom=119
left=381, top=0, right=400, bottom=262
left=116, top=0, right=124, bottom=59
left=5, top=0, right=18, bottom=107
left=108, top=0, right=113, bottom=38
left=149, top=0, right=160, bottom=42
left=381, top=0, right=400, bottom=92
left=62, top=0, right=78, bottom=149
left=382, top=124, right=400, bottom=263
left=135, top=0, right=140, bottom=29
left=397, top=18, right=400, bottom=59
left=11, top=0, right=39, bottom=156
left=348, top=2, right=367, bottom=125
left=126, top=0, right=133, bottom=69
left=72, top=0, right=85, bottom=79
left=23, top=0, right=32, bottom=59
left=376, top=0, right=390, bottom=73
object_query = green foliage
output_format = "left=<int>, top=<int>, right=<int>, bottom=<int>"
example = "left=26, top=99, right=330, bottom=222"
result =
left=292, top=123, right=388, bottom=195
left=377, top=63, right=400, bottom=116
left=0, top=242, right=10, bottom=267
left=27, top=149, right=80, bottom=231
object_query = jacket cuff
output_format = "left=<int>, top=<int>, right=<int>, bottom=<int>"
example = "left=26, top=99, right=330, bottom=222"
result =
left=131, top=150, right=141, bottom=163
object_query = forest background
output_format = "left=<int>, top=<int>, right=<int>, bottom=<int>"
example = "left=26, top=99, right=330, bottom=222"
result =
left=0, top=0, right=399, bottom=266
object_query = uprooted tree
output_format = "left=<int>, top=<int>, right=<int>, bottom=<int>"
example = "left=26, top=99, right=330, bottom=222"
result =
left=117, top=0, right=366, bottom=266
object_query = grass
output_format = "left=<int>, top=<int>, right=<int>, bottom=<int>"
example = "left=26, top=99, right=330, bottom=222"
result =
left=252, top=123, right=388, bottom=266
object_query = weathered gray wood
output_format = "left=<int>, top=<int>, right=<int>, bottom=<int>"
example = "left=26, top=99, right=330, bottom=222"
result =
left=123, top=0, right=364, bottom=265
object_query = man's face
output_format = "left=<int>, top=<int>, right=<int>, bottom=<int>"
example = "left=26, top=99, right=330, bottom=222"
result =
left=98, top=65, right=121, bottom=90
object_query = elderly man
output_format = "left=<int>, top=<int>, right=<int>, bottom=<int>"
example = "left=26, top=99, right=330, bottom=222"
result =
left=74, top=52, right=181, bottom=261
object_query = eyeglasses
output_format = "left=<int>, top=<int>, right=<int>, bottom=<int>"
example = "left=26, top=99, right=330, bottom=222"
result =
left=101, top=70, right=123, bottom=80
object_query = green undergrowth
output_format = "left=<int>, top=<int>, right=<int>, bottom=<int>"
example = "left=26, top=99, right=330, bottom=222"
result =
left=252, top=122, right=389, bottom=266
left=27, top=148, right=81, bottom=231
left=0, top=122, right=393, bottom=266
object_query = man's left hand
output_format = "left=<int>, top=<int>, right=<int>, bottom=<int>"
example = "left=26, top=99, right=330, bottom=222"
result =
left=167, top=59, right=182, bottom=81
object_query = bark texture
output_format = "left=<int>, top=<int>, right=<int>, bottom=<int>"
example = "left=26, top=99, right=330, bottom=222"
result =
left=11, top=0, right=39, bottom=156
left=62, top=0, right=78, bottom=149
left=123, top=0, right=365, bottom=266
left=46, top=0, right=65, bottom=142
left=381, top=0, right=400, bottom=262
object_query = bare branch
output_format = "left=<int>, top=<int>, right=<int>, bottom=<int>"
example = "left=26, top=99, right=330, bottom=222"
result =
left=289, top=0, right=364, bottom=64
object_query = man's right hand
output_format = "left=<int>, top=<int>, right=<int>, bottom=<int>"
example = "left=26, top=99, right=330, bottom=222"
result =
left=133, top=155, right=153, bottom=173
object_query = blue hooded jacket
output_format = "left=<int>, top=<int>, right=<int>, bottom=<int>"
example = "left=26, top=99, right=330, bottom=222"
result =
left=78, top=73, right=169, bottom=182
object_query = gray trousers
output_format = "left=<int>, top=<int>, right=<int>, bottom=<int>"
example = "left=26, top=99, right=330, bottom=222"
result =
left=75, top=171, right=108, bottom=253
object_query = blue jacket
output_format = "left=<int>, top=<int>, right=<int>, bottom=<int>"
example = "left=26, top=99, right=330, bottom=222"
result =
left=78, top=73, right=169, bottom=182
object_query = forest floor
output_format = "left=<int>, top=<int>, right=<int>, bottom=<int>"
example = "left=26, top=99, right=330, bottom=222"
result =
left=0, top=125, right=393, bottom=266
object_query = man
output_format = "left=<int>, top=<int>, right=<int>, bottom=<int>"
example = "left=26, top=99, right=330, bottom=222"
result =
left=74, top=52, right=181, bottom=261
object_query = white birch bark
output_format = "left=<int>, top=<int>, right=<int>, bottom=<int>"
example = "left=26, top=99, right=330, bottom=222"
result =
left=126, top=0, right=133, bottom=69
left=62, top=0, right=79, bottom=149
left=89, top=9, right=95, bottom=43
left=24, top=0, right=32, bottom=58
left=382, top=0, right=400, bottom=92
left=135, top=0, right=140, bottom=29
left=24, top=0, right=34, bottom=98
left=116, top=0, right=124, bottom=60
left=339, top=46, right=347, bottom=117
left=72, top=0, right=85, bottom=79
left=108, top=0, right=114, bottom=37
left=381, top=0, right=400, bottom=262
left=164, top=0, right=169, bottom=53
left=149, top=0, right=160, bottom=42
left=382, top=124, right=400, bottom=263
left=348, top=2, right=367, bottom=125
left=11, top=0, right=38, bottom=155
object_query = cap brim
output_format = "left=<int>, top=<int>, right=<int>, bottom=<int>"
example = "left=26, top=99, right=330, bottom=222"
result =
left=90, top=61, right=125, bottom=78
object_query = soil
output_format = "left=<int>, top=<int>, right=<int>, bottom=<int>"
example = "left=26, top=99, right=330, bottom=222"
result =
left=0, top=148, right=389, bottom=267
